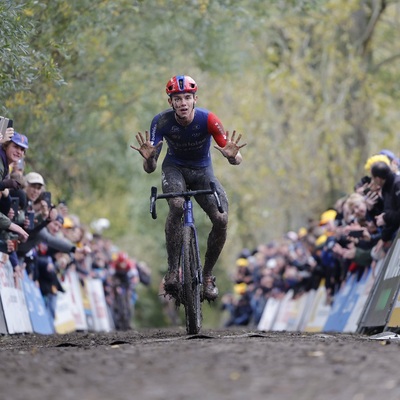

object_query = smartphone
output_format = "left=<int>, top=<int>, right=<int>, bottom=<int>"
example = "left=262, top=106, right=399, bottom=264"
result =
left=7, top=119, right=13, bottom=128
left=42, top=191, right=52, bottom=207
left=0, top=116, right=9, bottom=135
left=26, top=210, right=35, bottom=230
left=348, top=230, right=364, bottom=238
left=9, top=197, right=19, bottom=221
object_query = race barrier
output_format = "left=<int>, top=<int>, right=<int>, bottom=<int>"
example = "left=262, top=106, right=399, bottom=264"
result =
left=0, top=255, right=113, bottom=335
left=357, top=229, right=400, bottom=334
left=257, top=253, right=393, bottom=334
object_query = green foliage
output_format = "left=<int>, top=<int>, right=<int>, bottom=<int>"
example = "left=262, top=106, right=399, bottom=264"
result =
left=0, top=1, right=63, bottom=111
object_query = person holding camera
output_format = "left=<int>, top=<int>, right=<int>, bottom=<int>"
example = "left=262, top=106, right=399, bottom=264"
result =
left=0, top=132, right=30, bottom=251
left=131, top=75, right=246, bottom=301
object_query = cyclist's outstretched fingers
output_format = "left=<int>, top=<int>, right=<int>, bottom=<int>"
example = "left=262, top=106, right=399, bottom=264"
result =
left=136, top=132, right=145, bottom=145
left=238, top=142, right=247, bottom=149
left=145, top=130, right=150, bottom=141
left=235, top=133, right=242, bottom=144
left=231, top=130, right=237, bottom=142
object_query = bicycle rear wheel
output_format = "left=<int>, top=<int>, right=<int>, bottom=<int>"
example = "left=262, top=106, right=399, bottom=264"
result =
left=113, top=286, right=131, bottom=331
left=181, top=225, right=202, bottom=334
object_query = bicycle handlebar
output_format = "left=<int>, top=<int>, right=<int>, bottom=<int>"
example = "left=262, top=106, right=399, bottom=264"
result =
left=150, top=181, right=224, bottom=219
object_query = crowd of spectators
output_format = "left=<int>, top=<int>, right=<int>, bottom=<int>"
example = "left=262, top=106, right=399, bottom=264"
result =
left=2, top=121, right=398, bottom=332
left=221, top=149, right=400, bottom=328
left=0, top=123, right=151, bottom=330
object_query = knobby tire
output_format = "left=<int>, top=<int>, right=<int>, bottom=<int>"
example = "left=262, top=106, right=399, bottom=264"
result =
left=113, top=286, right=131, bottom=331
left=182, top=225, right=202, bottom=334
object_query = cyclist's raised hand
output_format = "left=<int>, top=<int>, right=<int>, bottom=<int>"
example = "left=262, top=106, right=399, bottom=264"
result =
left=130, top=131, right=163, bottom=173
left=130, top=131, right=162, bottom=160
left=214, top=130, right=247, bottom=165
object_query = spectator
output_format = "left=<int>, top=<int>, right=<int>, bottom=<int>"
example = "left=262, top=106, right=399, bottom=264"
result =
left=36, top=241, right=65, bottom=323
left=371, top=161, right=400, bottom=245
left=23, top=172, right=50, bottom=226
left=0, top=133, right=30, bottom=245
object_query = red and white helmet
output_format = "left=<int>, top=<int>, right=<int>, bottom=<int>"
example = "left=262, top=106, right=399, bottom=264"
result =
left=113, top=252, right=131, bottom=272
left=165, top=75, right=198, bottom=96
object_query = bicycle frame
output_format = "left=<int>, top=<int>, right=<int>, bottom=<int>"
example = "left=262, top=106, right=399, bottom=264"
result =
left=150, top=181, right=223, bottom=334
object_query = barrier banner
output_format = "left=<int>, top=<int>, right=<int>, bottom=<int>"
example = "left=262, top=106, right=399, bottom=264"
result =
left=357, top=231, right=400, bottom=333
left=298, top=290, right=316, bottom=331
left=0, top=256, right=9, bottom=334
left=387, top=291, right=400, bottom=329
left=0, top=261, right=32, bottom=334
left=86, top=279, right=112, bottom=332
left=22, top=271, right=54, bottom=335
left=272, top=290, right=309, bottom=332
left=285, top=292, right=309, bottom=331
left=257, top=296, right=281, bottom=331
left=304, top=283, right=331, bottom=332
left=323, top=274, right=357, bottom=332
left=54, top=292, right=76, bottom=334
left=0, top=300, right=7, bottom=334
left=61, top=270, right=88, bottom=331
left=81, top=282, right=95, bottom=331
left=344, top=268, right=375, bottom=332
left=272, top=290, right=295, bottom=331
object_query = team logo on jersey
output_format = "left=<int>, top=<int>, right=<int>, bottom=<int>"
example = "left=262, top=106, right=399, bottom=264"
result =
left=171, top=125, right=180, bottom=132
left=214, top=122, right=225, bottom=136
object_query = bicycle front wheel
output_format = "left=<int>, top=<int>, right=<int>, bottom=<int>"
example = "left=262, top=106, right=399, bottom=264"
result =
left=182, top=225, right=202, bottom=334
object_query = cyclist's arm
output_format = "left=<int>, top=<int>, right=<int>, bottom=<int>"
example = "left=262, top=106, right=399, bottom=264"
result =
left=142, top=117, right=164, bottom=173
left=208, top=112, right=244, bottom=165
left=143, top=152, right=159, bottom=174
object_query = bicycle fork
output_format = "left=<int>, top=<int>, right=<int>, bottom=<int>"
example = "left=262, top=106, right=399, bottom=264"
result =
left=182, top=199, right=203, bottom=288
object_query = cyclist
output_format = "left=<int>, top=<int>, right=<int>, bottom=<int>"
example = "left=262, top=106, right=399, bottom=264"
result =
left=110, top=252, right=137, bottom=330
left=131, top=75, right=246, bottom=301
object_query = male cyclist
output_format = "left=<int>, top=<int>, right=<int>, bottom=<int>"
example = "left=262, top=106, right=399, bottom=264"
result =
left=131, top=75, right=246, bottom=301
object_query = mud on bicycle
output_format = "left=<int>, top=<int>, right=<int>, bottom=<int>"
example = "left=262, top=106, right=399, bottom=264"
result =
left=150, top=181, right=224, bottom=334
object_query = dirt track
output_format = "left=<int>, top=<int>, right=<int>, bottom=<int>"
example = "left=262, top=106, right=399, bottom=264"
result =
left=1, top=328, right=399, bottom=400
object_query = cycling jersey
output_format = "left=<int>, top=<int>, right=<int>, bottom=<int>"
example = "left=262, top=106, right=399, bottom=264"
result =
left=150, top=108, right=227, bottom=168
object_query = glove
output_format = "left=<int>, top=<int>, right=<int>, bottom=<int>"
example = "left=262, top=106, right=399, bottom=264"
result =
left=0, top=179, right=21, bottom=191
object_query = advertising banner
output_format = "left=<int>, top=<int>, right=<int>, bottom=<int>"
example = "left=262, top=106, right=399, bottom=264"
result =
left=86, top=279, right=112, bottom=332
left=22, top=271, right=54, bottom=335
left=61, top=270, right=88, bottom=331
left=357, top=231, right=400, bottom=332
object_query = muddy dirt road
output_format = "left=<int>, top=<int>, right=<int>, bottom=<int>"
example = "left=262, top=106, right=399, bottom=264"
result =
left=0, top=328, right=399, bottom=400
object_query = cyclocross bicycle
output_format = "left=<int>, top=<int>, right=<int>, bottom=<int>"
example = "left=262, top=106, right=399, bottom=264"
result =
left=150, top=181, right=224, bottom=334
left=111, top=275, right=132, bottom=331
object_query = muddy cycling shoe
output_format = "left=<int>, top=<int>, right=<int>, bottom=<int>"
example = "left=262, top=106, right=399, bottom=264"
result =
left=203, top=275, right=218, bottom=301
left=164, top=270, right=180, bottom=298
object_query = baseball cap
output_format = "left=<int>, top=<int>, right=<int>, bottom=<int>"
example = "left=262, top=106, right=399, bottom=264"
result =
left=11, top=132, right=29, bottom=149
left=379, top=149, right=396, bottom=160
left=25, top=172, right=45, bottom=186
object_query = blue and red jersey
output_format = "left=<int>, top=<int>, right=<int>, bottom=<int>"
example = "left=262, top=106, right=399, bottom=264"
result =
left=150, top=108, right=227, bottom=168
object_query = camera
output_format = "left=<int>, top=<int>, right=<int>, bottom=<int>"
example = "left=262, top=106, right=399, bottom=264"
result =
left=348, top=230, right=364, bottom=238
left=360, top=176, right=371, bottom=185
left=9, top=197, right=19, bottom=222
left=0, top=116, right=12, bottom=135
